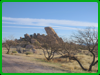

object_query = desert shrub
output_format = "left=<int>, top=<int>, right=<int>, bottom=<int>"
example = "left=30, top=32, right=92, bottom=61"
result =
left=53, top=58, right=62, bottom=63
left=42, top=43, right=50, bottom=49
left=74, top=65, right=81, bottom=69
left=12, top=51, right=17, bottom=53
left=2, top=38, right=17, bottom=54
left=16, top=46, right=22, bottom=50
left=25, top=51, right=32, bottom=55
left=61, top=64, right=74, bottom=70
left=34, top=41, right=40, bottom=46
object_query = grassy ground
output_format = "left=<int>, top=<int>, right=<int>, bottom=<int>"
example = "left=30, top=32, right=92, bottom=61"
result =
left=2, top=47, right=98, bottom=73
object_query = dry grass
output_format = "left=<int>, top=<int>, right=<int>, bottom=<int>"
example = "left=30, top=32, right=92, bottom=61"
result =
left=2, top=47, right=98, bottom=73
left=53, top=58, right=62, bottom=63
left=61, top=63, right=74, bottom=70
left=60, top=54, right=98, bottom=73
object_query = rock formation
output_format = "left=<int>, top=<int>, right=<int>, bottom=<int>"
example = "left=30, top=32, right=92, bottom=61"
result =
left=33, top=33, right=37, bottom=38
left=31, top=38, right=38, bottom=44
left=45, top=27, right=58, bottom=37
left=24, top=33, right=31, bottom=41
left=45, top=35, right=58, bottom=45
left=19, top=27, right=64, bottom=48
left=20, top=37, right=22, bottom=39
left=25, top=45, right=34, bottom=49
left=45, top=27, right=64, bottom=44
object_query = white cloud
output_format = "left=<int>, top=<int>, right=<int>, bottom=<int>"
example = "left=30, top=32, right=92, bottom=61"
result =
left=53, top=26, right=79, bottom=30
left=2, top=17, right=98, bottom=27
left=2, top=26, right=79, bottom=30
left=2, top=26, right=43, bottom=29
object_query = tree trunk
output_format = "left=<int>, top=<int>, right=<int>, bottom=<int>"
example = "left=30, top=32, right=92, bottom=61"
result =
left=7, top=49, right=10, bottom=54
left=93, top=60, right=98, bottom=66
left=47, top=58, right=51, bottom=61
left=70, top=56, right=87, bottom=71
left=88, top=51, right=95, bottom=71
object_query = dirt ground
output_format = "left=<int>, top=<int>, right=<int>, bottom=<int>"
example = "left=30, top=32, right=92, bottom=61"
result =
left=2, top=54, right=72, bottom=73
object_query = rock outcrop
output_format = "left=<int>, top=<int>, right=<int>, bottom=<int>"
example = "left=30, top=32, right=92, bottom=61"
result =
left=33, top=33, right=37, bottom=38
left=19, top=27, right=64, bottom=48
left=31, top=38, right=38, bottom=44
left=24, top=33, right=31, bottom=41
left=45, top=35, right=58, bottom=45
left=23, top=49, right=36, bottom=53
left=45, top=27, right=64, bottom=44
left=45, top=27, right=58, bottom=37
left=25, top=45, right=34, bottom=49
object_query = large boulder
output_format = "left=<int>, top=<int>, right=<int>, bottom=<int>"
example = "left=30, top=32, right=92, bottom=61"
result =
left=45, top=27, right=58, bottom=37
left=20, top=37, right=22, bottom=39
left=16, top=46, right=23, bottom=53
left=24, top=33, right=31, bottom=41
left=33, top=33, right=37, bottom=38
left=23, top=49, right=37, bottom=53
left=23, top=49, right=32, bottom=53
left=45, top=27, right=64, bottom=44
left=32, top=49, right=37, bottom=53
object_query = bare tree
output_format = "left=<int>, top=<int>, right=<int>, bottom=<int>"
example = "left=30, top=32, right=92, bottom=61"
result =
left=72, top=27, right=98, bottom=71
left=57, top=39, right=79, bottom=62
left=42, top=43, right=57, bottom=61
left=41, top=35, right=61, bottom=61
left=2, top=37, right=17, bottom=54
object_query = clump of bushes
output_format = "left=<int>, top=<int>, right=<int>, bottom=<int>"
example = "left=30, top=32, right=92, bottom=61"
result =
left=12, top=51, right=17, bottom=53
left=34, top=41, right=40, bottom=46
left=53, top=58, right=62, bottom=63
left=33, top=41, right=41, bottom=49
left=25, top=51, right=32, bottom=55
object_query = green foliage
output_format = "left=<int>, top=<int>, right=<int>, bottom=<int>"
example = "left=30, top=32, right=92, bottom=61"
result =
left=34, top=41, right=40, bottom=46
left=25, top=51, right=32, bottom=55
left=12, top=51, right=17, bottom=53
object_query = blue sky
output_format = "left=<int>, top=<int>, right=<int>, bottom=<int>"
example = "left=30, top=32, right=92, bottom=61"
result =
left=2, top=2, right=98, bottom=40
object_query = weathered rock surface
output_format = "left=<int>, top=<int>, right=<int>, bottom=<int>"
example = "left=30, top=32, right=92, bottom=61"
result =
left=23, top=49, right=32, bottom=53
left=45, top=27, right=58, bottom=37
left=19, top=27, right=64, bottom=48
left=24, top=34, right=31, bottom=41
left=31, top=39, right=38, bottom=44
left=33, top=33, right=37, bottom=38
left=32, top=49, right=37, bottom=53
left=16, top=46, right=23, bottom=53
left=25, top=45, right=34, bottom=49
left=23, top=49, right=36, bottom=53
left=45, top=35, right=58, bottom=45
left=20, top=37, right=22, bottom=39
left=45, top=27, right=64, bottom=44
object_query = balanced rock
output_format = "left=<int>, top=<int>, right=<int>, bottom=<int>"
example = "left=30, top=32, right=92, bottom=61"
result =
left=45, top=27, right=58, bottom=37
left=45, top=27, right=64, bottom=44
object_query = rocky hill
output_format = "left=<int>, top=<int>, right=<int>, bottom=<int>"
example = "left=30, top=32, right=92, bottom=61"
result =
left=18, top=27, right=64, bottom=48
